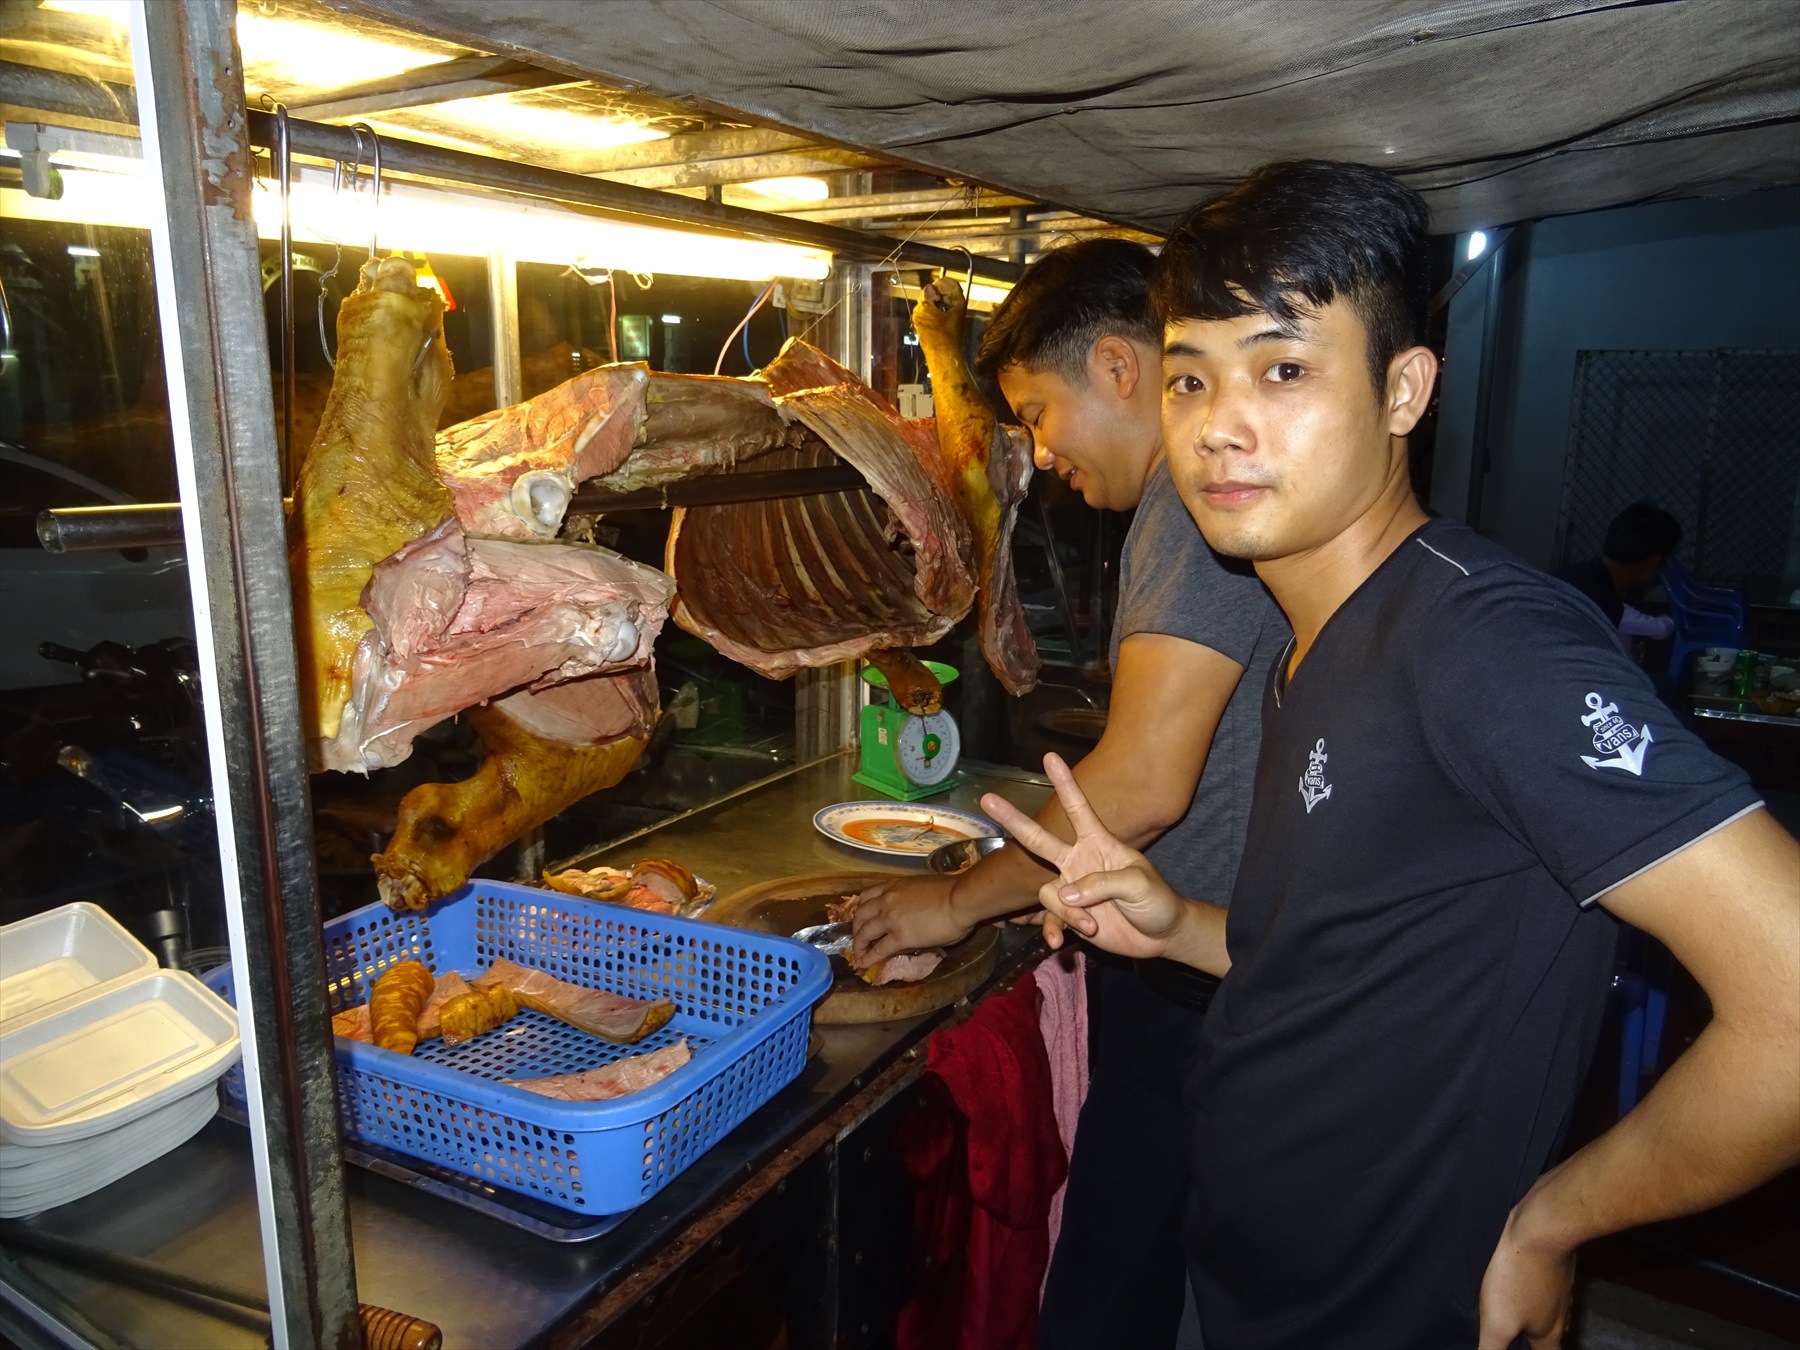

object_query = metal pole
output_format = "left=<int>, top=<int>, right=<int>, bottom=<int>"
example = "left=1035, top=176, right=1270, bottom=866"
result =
left=486, top=246, right=521, bottom=409
left=795, top=253, right=873, bottom=759
left=244, top=110, right=1024, bottom=284
left=128, top=4, right=359, bottom=1348
left=275, top=104, right=295, bottom=492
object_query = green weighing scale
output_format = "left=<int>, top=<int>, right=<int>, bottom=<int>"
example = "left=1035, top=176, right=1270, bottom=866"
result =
left=854, top=660, right=962, bottom=801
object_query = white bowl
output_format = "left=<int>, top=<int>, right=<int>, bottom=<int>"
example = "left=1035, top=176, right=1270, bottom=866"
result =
left=1694, top=649, right=1736, bottom=676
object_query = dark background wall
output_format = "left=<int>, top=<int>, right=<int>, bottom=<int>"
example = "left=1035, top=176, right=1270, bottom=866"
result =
left=1432, top=186, right=1800, bottom=570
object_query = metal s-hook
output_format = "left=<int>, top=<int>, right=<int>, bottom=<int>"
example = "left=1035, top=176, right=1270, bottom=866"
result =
left=954, top=246, right=975, bottom=294
left=348, top=122, right=381, bottom=258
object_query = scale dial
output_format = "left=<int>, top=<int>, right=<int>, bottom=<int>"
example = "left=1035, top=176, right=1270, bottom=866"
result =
left=896, top=711, right=960, bottom=786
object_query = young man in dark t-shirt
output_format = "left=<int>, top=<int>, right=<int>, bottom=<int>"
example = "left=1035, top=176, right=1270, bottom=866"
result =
left=850, top=240, right=1287, bottom=1349
left=982, top=162, right=1800, bottom=1349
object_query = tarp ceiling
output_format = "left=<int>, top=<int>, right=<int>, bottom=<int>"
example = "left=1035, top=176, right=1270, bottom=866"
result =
left=353, top=0, right=1800, bottom=235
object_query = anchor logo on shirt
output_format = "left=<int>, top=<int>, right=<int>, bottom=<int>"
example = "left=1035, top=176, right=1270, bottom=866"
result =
left=1579, top=692, right=1653, bottom=776
left=1298, top=738, right=1333, bottom=813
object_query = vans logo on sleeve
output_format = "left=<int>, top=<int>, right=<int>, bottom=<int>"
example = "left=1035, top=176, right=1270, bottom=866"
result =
left=1579, top=692, right=1652, bottom=776
left=1298, top=738, right=1333, bottom=812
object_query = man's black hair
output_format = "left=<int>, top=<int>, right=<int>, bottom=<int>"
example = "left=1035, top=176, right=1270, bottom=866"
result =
left=974, top=238, right=1159, bottom=384
left=1151, top=160, right=1432, bottom=397
left=1603, top=502, right=1682, bottom=564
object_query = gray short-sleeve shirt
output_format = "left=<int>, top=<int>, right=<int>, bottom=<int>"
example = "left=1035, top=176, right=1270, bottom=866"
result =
left=1110, top=458, right=1288, bottom=904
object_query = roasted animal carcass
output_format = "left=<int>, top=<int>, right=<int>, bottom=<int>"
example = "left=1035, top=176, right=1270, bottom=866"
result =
left=912, top=278, right=1041, bottom=695
left=294, top=257, right=1037, bottom=912
left=291, top=259, right=672, bottom=911
left=288, top=257, right=455, bottom=745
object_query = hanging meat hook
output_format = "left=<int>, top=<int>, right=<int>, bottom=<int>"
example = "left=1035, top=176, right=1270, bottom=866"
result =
left=348, top=122, right=382, bottom=258
left=314, top=127, right=372, bottom=373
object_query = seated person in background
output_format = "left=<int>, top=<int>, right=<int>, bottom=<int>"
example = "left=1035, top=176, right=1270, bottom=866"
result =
left=1557, top=501, right=1681, bottom=643
left=851, top=238, right=1287, bottom=1350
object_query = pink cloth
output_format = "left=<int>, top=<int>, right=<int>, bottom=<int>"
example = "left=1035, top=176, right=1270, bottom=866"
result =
left=1034, top=945, right=1088, bottom=1286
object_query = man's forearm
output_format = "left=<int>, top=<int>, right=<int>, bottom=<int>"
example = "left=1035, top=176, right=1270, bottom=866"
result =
left=1513, top=1012, right=1800, bottom=1255
left=1160, top=897, right=1231, bottom=977
left=947, top=829, right=1059, bottom=925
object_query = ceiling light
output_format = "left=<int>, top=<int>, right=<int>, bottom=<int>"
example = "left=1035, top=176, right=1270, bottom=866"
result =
left=886, top=274, right=1014, bottom=314
left=66, top=244, right=100, bottom=256
left=661, top=314, right=681, bottom=324
left=4, top=152, right=831, bottom=281
left=419, top=95, right=667, bottom=153
left=738, top=176, right=831, bottom=204
left=235, top=12, right=453, bottom=91
left=1466, top=230, right=1488, bottom=262
left=39, top=0, right=125, bottom=18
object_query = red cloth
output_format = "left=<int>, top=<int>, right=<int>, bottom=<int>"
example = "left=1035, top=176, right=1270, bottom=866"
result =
left=894, top=970, right=1069, bottom=1350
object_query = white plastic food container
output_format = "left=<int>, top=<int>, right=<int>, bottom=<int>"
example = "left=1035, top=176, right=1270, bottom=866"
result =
left=0, top=1086, right=218, bottom=1218
left=0, top=903, right=158, bottom=1028
left=0, top=970, right=241, bottom=1145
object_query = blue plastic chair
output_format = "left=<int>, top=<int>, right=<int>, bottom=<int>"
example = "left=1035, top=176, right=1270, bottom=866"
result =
left=1663, top=555, right=1745, bottom=621
left=1662, top=558, right=1746, bottom=681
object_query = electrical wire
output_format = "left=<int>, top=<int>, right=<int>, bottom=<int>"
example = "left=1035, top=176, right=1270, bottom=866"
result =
left=606, top=269, right=618, bottom=364
left=715, top=279, right=776, bottom=376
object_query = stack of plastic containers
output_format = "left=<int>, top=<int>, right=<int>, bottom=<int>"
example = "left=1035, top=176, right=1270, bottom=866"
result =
left=0, top=902, right=241, bottom=1218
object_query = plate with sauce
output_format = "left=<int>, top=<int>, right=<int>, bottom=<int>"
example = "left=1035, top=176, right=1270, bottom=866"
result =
left=812, top=801, right=1000, bottom=858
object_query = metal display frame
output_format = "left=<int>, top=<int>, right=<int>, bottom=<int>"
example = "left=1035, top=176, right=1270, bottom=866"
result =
left=127, top=3, right=358, bottom=1346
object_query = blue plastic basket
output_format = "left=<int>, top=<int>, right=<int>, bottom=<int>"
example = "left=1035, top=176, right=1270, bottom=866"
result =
left=203, top=880, right=829, bottom=1216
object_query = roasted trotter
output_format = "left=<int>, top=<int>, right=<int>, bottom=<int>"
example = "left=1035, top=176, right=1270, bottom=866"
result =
left=372, top=671, right=658, bottom=911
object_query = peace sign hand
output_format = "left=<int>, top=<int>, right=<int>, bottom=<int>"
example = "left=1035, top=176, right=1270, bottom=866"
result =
left=980, top=753, right=1190, bottom=961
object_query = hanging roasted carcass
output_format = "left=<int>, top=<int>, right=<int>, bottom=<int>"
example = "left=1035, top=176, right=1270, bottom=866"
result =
left=290, top=259, right=1036, bottom=911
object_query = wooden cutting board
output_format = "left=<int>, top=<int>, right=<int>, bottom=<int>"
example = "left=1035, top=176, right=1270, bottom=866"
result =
left=707, top=871, right=1000, bottom=1024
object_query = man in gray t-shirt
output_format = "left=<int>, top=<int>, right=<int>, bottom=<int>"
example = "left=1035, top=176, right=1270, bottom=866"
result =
left=851, top=240, right=1286, bottom=1350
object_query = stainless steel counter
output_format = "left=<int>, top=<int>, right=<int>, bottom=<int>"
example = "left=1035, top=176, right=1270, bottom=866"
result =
left=0, top=752, right=1050, bottom=1350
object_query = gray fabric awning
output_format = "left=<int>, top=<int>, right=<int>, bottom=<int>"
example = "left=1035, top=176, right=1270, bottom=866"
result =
left=353, top=0, right=1800, bottom=235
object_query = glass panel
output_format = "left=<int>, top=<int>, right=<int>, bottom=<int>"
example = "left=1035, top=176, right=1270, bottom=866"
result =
left=0, top=36, right=221, bottom=967
left=499, top=264, right=801, bottom=872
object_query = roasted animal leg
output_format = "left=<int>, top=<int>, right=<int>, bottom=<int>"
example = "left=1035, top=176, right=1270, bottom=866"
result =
left=912, top=278, right=1041, bottom=694
left=372, top=671, right=656, bottom=911
left=289, top=258, right=454, bottom=746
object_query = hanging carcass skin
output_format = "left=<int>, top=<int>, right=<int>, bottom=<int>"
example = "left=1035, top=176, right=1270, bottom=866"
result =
left=288, top=259, right=670, bottom=912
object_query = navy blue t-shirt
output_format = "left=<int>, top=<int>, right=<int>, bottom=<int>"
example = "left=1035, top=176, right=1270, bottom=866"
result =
left=1188, top=517, right=1762, bottom=1349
